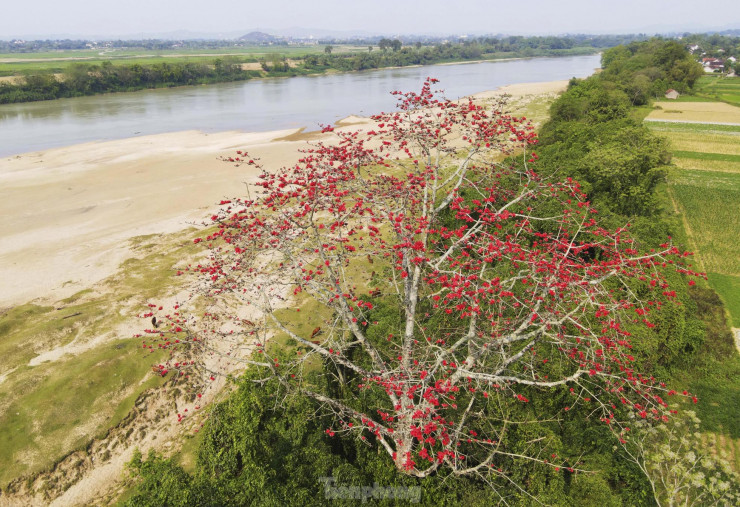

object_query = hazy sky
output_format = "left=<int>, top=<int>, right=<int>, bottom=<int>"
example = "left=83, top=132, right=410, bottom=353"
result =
left=3, top=0, right=739, bottom=38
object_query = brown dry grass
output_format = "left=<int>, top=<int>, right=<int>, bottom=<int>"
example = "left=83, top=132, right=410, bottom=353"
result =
left=663, top=131, right=740, bottom=155
left=648, top=101, right=740, bottom=124
left=673, top=157, right=740, bottom=173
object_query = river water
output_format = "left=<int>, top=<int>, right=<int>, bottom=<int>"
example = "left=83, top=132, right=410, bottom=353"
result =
left=0, top=54, right=599, bottom=157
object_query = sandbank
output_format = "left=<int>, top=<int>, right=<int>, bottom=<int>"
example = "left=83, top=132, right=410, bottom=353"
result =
left=0, top=80, right=568, bottom=308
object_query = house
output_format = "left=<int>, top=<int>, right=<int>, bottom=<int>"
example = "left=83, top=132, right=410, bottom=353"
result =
left=665, top=89, right=680, bottom=100
left=702, top=58, right=725, bottom=72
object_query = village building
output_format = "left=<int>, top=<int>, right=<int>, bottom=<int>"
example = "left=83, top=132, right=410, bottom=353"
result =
left=702, top=57, right=725, bottom=72
left=664, top=89, right=680, bottom=99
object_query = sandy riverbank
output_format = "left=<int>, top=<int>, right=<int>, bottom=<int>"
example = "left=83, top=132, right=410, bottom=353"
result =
left=0, top=79, right=568, bottom=308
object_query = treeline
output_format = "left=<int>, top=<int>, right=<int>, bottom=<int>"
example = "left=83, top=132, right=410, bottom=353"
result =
left=1, top=34, right=648, bottom=54
left=121, top=40, right=739, bottom=505
left=536, top=39, right=734, bottom=374
left=680, top=32, right=740, bottom=59
left=0, top=42, right=600, bottom=104
left=598, top=39, right=705, bottom=102
left=0, top=59, right=261, bottom=103
left=2, top=35, right=682, bottom=105
left=303, top=41, right=598, bottom=72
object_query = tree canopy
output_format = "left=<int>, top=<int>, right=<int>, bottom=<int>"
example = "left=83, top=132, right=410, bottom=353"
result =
left=139, top=77, right=703, bottom=501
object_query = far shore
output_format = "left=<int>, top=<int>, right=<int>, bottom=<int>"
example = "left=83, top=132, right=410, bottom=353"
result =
left=0, top=79, right=569, bottom=308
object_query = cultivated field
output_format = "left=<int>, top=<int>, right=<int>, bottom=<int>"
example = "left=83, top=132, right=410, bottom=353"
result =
left=648, top=97, right=740, bottom=475
left=646, top=101, right=740, bottom=124
left=669, top=169, right=740, bottom=275
left=651, top=106, right=740, bottom=323
left=0, top=45, right=362, bottom=76
left=693, top=74, right=740, bottom=107
left=661, top=130, right=740, bottom=155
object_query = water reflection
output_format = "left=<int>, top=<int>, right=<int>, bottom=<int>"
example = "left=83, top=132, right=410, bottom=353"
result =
left=0, top=55, right=599, bottom=157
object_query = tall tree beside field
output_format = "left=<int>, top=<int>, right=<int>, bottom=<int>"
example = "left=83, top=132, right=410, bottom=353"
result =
left=143, top=80, right=701, bottom=500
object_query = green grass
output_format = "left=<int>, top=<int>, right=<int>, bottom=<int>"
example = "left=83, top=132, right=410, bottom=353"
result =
left=688, top=357, right=740, bottom=439
left=673, top=157, right=740, bottom=173
left=0, top=46, right=361, bottom=76
left=0, top=341, right=168, bottom=486
left=0, top=302, right=110, bottom=373
left=646, top=122, right=740, bottom=134
left=663, top=285, right=740, bottom=474
left=707, top=273, right=740, bottom=327
left=673, top=150, right=740, bottom=163
left=669, top=171, right=740, bottom=275
left=669, top=94, right=721, bottom=102
left=629, top=105, right=654, bottom=122
left=0, top=228, right=205, bottom=488
left=510, top=94, right=561, bottom=126
left=691, top=75, right=740, bottom=107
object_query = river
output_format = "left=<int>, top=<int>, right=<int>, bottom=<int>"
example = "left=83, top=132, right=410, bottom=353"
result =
left=0, top=54, right=599, bottom=157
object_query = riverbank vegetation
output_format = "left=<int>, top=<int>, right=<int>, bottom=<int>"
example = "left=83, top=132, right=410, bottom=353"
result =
left=0, top=34, right=637, bottom=104
left=0, top=229, right=204, bottom=488
left=120, top=39, right=740, bottom=505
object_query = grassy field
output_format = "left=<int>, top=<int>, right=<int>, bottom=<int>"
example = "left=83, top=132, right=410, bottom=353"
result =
left=660, top=130, right=740, bottom=155
left=648, top=98, right=740, bottom=476
left=668, top=169, right=740, bottom=274
left=647, top=100, right=740, bottom=124
left=670, top=75, right=740, bottom=107
left=0, top=228, right=205, bottom=487
left=645, top=121, right=740, bottom=134
left=654, top=115, right=740, bottom=319
left=0, top=45, right=363, bottom=76
left=690, top=74, right=740, bottom=107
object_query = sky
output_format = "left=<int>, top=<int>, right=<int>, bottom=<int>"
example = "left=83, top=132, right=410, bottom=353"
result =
left=2, top=0, right=739, bottom=39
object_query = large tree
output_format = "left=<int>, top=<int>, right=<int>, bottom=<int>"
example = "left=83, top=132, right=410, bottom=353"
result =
left=145, top=79, right=698, bottom=492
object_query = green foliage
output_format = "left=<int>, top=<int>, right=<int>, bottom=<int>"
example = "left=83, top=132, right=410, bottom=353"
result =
left=534, top=37, right=740, bottom=498
left=599, top=39, right=703, bottom=100
left=537, top=118, right=670, bottom=217
left=126, top=449, right=200, bottom=506
left=126, top=372, right=658, bottom=506
left=0, top=58, right=260, bottom=104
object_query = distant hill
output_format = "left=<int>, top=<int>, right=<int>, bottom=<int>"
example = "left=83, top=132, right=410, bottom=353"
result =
left=717, top=29, right=740, bottom=37
left=238, top=31, right=280, bottom=43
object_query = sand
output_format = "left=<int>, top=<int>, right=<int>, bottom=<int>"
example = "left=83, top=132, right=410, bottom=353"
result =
left=0, top=128, right=317, bottom=307
left=0, top=79, right=567, bottom=309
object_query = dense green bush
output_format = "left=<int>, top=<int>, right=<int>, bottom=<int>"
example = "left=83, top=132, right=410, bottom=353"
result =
left=126, top=372, right=654, bottom=506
